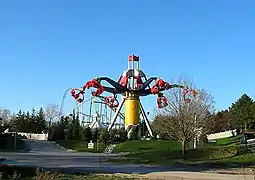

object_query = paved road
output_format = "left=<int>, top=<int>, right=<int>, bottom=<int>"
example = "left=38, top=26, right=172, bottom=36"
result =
left=24, top=139, right=67, bottom=152
left=2, top=140, right=161, bottom=173
left=1, top=140, right=253, bottom=180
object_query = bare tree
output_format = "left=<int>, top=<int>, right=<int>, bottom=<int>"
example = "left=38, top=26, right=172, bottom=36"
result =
left=153, top=77, right=214, bottom=158
left=45, top=103, right=60, bottom=125
left=0, top=108, right=11, bottom=125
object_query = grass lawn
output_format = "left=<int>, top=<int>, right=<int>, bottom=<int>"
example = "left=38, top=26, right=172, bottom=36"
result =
left=110, top=137, right=255, bottom=165
left=114, top=140, right=181, bottom=153
left=56, top=140, right=106, bottom=152
left=216, top=134, right=244, bottom=146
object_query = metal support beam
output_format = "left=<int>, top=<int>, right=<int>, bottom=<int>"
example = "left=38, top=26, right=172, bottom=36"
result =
left=139, top=101, right=153, bottom=137
left=107, top=97, right=125, bottom=131
left=110, top=107, right=125, bottom=121
left=97, top=77, right=128, bottom=91
left=140, top=77, right=157, bottom=90
left=102, top=86, right=126, bottom=94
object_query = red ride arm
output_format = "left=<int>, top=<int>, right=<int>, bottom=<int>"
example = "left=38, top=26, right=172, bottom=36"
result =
left=150, top=79, right=197, bottom=108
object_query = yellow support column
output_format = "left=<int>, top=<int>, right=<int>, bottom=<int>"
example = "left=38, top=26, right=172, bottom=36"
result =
left=125, top=96, right=140, bottom=129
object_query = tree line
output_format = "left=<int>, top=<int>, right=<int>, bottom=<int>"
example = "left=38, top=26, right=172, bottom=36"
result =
left=0, top=104, right=63, bottom=134
left=206, top=94, right=255, bottom=134
left=9, top=108, right=47, bottom=133
left=48, top=115, right=127, bottom=145
left=0, top=103, right=128, bottom=145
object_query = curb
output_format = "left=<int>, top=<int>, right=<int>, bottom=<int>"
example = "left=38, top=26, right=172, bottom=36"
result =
left=53, top=142, right=75, bottom=152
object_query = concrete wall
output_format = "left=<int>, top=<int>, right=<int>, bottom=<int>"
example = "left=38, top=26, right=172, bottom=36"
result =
left=207, top=129, right=237, bottom=141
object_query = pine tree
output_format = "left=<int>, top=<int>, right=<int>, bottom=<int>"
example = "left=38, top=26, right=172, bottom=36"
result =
left=30, top=108, right=37, bottom=133
left=68, top=116, right=81, bottom=140
left=14, top=110, right=26, bottom=132
left=229, top=94, right=254, bottom=130
left=36, top=107, right=47, bottom=133
left=92, top=128, right=99, bottom=142
left=83, top=127, right=92, bottom=142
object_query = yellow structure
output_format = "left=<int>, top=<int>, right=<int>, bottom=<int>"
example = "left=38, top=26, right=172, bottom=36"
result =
left=124, top=97, right=140, bottom=127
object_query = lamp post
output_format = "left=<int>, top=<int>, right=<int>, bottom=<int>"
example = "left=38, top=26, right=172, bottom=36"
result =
left=193, top=113, right=197, bottom=149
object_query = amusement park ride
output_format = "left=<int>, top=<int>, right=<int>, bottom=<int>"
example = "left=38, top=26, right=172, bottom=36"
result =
left=70, top=54, right=197, bottom=138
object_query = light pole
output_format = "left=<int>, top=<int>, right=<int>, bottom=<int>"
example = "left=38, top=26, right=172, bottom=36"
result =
left=193, top=113, right=197, bottom=149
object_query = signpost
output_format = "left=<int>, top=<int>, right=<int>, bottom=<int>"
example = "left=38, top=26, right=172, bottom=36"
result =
left=88, top=140, right=94, bottom=149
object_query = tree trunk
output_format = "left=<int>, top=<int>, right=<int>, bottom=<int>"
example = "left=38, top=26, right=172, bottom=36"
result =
left=181, top=140, right=187, bottom=159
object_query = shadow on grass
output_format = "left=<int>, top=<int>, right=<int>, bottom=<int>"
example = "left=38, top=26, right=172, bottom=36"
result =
left=109, top=145, right=255, bottom=173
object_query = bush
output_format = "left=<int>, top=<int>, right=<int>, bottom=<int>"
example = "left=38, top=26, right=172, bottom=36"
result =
left=83, top=127, right=92, bottom=142
left=0, top=165, right=37, bottom=179
left=236, top=145, right=253, bottom=155
left=0, top=133, right=25, bottom=150
left=48, top=125, right=65, bottom=141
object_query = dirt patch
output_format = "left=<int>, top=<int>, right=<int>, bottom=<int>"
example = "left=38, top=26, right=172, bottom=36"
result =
left=100, top=172, right=255, bottom=180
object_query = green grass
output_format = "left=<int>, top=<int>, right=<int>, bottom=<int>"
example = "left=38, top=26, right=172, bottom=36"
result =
left=110, top=138, right=255, bottom=165
left=114, top=140, right=181, bottom=153
left=112, top=145, right=244, bottom=165
left=56, top=140, right=106, bottom=153
left=216, top=134, right=243, bottom=146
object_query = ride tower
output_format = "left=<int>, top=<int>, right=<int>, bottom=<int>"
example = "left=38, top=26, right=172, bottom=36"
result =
left=119, top=55, right=148, bottom=138
left=70, top=54, right=197, bottom=139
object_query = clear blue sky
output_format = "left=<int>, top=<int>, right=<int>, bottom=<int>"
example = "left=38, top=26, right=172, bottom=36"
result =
left=0, top=0, right=255, bottom=117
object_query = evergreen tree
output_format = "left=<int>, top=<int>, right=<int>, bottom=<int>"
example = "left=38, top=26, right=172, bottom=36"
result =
left=92, top=128, right=99, bottom=142
left=99, top=128, right=110, bottom=145
left=116, top=127, right=127, bottom=142
left=29, top=108, right=37, bottom=133
left=60, top=116, right=69, bottom=128
left=14, top=110, right=26, bottom=132
left=68, top=116, right=81, bottom=140
left=83, top=127, right=92, bottom=142
left=206, top=110, right=233, bottom=134
left=229, top=94, right=255, bottom=130
left=36, top=107, right=47, bottom=133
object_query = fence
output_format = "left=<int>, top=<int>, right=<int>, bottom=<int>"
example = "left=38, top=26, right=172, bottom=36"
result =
left=3, top=128, right=48, bottom=140
left=17, top=132, right=48, bottom=140
left=207, top=129, right=237, bottom=141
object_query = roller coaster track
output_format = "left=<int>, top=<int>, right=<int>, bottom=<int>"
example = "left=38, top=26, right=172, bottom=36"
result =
left=60, top=88, right=125, bottom=126
left=59, top=88, right=72, bottom=117
left=110, top=107, right=125, bottom=120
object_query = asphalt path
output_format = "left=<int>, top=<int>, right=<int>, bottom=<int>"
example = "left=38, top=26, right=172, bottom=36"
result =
left=0, top=140, right=253, bottom=179
left=1, top=140, right=166, bottom=173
